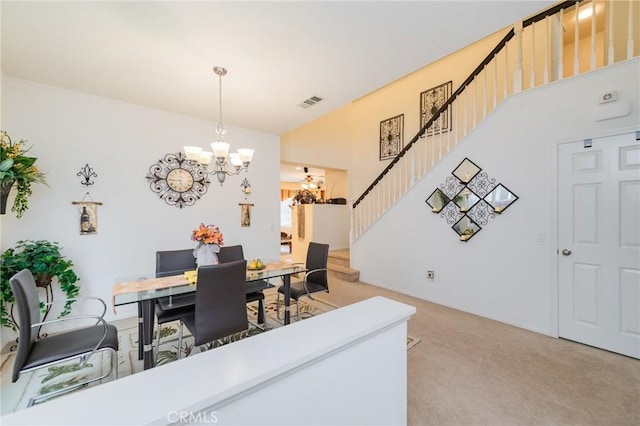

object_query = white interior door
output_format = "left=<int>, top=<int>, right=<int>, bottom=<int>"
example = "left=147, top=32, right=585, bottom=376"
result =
left=558, top=132, right=640, bottom=359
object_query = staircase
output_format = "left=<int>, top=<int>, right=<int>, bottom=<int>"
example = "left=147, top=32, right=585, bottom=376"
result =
left=351, top=0, right=639, bottom=242
left=328, top=249, right=360, bottom=282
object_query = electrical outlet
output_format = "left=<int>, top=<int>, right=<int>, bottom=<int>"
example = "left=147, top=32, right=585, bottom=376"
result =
left=427, top=270, right=435, bottom=279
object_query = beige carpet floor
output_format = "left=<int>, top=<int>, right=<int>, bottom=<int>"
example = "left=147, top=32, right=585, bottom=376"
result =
left=2, top=272, right=638, bottom=425
left=320, top=276, right=640, bottom=426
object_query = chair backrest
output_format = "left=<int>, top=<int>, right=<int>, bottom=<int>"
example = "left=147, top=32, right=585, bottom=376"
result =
left=9, top=269, right=41, bottom=382
left=305, top=242, right=329, bottom=289
left=217, top=245, right=244, bottom=263
left=193, top=260, right=248, bottom=345
left=155, top=249, right=197, bottom=278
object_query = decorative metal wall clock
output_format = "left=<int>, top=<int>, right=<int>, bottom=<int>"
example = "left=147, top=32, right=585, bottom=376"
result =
left=380, top=114, right=404, bottom=160
left=420, top=81, right=452, bottom=135
left=146, top=152, right=211, bottom=208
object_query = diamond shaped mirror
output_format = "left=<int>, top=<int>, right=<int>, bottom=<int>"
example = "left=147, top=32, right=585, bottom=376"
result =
left=453, top=187, right=480, bottom=212
left=452, top=215, right=481, bottom=242
left=484, top=183, right=518, bottom=214
left=452, top=158, right=481, bottom=183
left=426, top=188, right=450, bottom=213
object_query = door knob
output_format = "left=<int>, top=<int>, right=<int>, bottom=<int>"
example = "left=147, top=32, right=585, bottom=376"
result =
left=561, top=249, right=572, bottom=256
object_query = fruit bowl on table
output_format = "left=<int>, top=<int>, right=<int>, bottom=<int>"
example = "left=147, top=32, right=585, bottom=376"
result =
left=247, top=265, right=266, bottom=271
left=247, top=259, right=266, bottom=270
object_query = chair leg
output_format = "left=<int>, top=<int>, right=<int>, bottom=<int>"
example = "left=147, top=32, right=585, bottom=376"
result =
left=296, top=299, right=300, bottom=321
left=154, top=322, right=161, bottom=363
left=276, top=292, right=282, bottom=320
left=257, top=299, right=265, bottom=325
left=177, top=321, right=184, bottom=360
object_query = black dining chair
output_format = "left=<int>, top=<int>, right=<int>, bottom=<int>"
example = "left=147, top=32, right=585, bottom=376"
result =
left=9, top=269, right=119, bottom=406
left=277, top=242, right=329, bottom=321
left=176, top=260, right=248, bottom=357
left=218, top=245, right=267, bottom=329
left=154, top=249, right=197, bottom=361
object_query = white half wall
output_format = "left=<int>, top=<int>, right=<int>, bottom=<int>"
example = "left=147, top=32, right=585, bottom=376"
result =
left=0, top=76, right=281, bottom=343
left=352, top=58, right=640, bottom=336
left=0, top=296, right=416, bottom=426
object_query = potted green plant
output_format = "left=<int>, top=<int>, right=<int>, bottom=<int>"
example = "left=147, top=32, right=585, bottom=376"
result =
left=0, top=240, right=80, bottom=331
left=0, top=131, right=48, bottom=218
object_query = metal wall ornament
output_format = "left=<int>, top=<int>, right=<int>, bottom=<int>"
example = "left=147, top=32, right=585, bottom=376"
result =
left=77, top=164, right=97, bottom=186
left=425, top=157, right=518, bottom=242
left=241, top=178, right=251, bottom=195
left=146, top=152, right=211, bottom=209
left=379, top=114, right=404, bottom=160
left=420, top=81, right=452, bottom=136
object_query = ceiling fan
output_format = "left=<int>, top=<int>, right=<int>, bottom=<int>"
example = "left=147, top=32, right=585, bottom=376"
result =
left=301, top=167, right=324, bottom=189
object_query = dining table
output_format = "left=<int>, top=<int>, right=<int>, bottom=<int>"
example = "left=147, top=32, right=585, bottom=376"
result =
left=112, top=260, right=305, bottom=369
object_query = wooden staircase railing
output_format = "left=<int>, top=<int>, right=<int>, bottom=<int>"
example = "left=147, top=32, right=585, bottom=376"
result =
left=352, top=0, right=637, bottom=242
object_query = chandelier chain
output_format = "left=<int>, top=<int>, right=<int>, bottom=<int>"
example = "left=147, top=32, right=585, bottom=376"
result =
left=214, top=66, right=227, bottom=138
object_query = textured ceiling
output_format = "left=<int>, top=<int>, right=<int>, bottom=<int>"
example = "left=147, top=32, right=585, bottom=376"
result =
left=1, top=1, right=555, bottom=136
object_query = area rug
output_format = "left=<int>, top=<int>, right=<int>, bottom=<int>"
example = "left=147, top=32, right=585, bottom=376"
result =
left=1, top=292, right=419, bottom=415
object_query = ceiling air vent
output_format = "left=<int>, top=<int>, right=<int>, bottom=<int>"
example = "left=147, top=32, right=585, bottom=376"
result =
left=297, top=96, right=323, bottom=109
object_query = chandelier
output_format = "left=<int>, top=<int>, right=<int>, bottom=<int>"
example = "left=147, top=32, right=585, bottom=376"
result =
left=184, top=67, right=254, bottom=185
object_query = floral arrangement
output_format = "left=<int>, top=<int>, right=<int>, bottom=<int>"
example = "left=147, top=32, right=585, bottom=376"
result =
left=0, top=131, right=47, bottom=218
left=293, top=189, right=317, bottom=204
left=191, top=223, right=224, bottom=246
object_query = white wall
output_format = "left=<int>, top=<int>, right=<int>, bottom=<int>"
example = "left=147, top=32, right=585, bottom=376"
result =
left=0, top=76, right=281, bottom=342
left=352, top=58, right=640, bottom=335
left=291, top=204, right=349, bottom=263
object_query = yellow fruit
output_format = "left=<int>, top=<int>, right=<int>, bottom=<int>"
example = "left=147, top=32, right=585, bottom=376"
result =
left=249, top=260, right=257, bottom=269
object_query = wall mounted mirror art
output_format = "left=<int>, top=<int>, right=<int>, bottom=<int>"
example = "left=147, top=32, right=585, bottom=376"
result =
left=425, top=157, right=518, bottom=242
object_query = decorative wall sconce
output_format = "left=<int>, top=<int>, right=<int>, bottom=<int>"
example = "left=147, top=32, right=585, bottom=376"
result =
left=77, top=163, right=97, bottom=186
left=241, top=178, right=251, bottom=195
left=426, top=158, right=518, bottom=242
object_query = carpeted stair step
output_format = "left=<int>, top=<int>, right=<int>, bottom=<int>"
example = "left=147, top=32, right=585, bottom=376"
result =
left=327, top=251, right=350, bottom=268
left=327, top=261, right=360, bottom=282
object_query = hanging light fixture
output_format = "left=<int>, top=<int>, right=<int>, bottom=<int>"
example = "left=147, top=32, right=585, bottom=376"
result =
left=184, top=67, right=254, bottom=185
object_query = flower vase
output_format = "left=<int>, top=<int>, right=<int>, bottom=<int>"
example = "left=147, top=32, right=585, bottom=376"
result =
left=0, top=181, right=15, bottom=215
left=194, top=244, right=220, bottom=268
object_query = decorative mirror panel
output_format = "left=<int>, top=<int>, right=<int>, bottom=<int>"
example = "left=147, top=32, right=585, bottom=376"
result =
left=453, top=216, right=481, bottom=241
left=484, top=183, right=518, bottom=214
left=452, top=158, right=481, bottom=183
left=426, top=157, right=518, bottom=242
left=425, top=188, right=450, bottom=213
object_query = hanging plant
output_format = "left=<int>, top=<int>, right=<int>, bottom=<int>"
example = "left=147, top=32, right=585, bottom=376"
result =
left=0, top=240, right=80, bottom=331
left=0, top=131, right=48, bottom=218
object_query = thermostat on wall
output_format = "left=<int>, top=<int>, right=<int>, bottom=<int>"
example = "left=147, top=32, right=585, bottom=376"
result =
left=599, top=91, right=617, bottom=104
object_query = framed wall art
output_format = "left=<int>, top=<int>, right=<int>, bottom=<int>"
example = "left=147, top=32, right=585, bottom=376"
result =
left=71, top=196, right=103, bottom=235
left=379, top=114, right=404, bottom=160
left=420, top=80, right=452, bottom=135
left=239, top=202, right=254, bottom=227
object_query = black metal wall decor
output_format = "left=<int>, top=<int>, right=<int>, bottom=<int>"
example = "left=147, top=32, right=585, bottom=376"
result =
left=77, top=163, right=97, bottom=186
left=241, top=178, right=251, bottom=195
left=420, top=81, right=452, bottom=136
left=380, top=114, right=404, bottom=160
left=425, top=158, right=518, bottom=242
left=145, top=152, right=211, bottom=208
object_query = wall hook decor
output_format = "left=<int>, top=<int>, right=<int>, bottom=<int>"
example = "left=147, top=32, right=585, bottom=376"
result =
left=77, top=163, right=97, bottom=186
left=425, top=157, right=518, bottom=242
